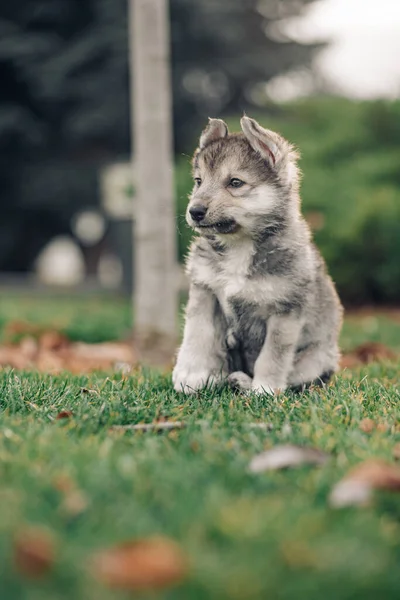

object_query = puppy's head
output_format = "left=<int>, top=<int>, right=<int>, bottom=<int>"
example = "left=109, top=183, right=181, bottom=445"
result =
left=186, top=117, right=300, bottom=238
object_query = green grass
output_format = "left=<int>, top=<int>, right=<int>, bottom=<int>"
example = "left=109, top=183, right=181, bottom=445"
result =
left=1, top=367, right=400, bottom=599
left=0, top=294, right=131, bottom=343
left=0, top=295, right=400, bottom=599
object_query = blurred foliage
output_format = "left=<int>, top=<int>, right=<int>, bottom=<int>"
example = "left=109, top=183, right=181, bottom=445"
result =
left=0, top=0, right=320, bottom=271
left=176, top=97, right=400, bottom=305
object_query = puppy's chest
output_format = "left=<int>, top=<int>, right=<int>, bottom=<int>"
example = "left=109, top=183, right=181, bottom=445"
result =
left=193, top=245, right=252, bottom=300
left=192, top=244, right=287, bottom=309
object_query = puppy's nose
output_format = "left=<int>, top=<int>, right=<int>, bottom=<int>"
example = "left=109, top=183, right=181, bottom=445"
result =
left=189, top=205, right=207, bottom=222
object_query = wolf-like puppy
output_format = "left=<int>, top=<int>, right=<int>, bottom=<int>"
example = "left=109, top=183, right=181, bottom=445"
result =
left=173, top=116, right=343, bottom=395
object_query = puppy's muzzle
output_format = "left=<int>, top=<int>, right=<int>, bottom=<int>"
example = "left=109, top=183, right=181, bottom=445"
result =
left=189, top=205, right=207, bottom=222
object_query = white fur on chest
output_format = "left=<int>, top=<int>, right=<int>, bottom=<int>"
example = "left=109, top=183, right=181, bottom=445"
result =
left=190, top=238, right=290, bottom=309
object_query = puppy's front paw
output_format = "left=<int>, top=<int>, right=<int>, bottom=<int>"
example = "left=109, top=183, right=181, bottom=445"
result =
left=227, top=371, right=252, bottom=391
left=172, top=366, right=218, bottom=394
left=251, top=379, right=278, bottom=396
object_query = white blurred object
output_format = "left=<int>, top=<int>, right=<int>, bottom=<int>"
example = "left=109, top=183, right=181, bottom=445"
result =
left=100, top=162, right=135, bottom=219
left=35, top=236, right=85, bottom=286
left=282, top=0, right=400, bottom=99
left=72, top=210, right=106, bottom=245
left=97, top=253, right=123, bottom=288
left=249, top=444, right=329, bottom=473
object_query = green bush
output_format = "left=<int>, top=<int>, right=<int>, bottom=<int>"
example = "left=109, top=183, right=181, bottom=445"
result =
left=175, top=98, right=400, bottom=304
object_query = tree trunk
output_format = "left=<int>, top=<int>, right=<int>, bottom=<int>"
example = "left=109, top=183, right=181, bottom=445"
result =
left=129, top=0, right=178, bottom=366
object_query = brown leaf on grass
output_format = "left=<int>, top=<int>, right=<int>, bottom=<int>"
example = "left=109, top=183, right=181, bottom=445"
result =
left=60, top=490, right=89, bottom=516
left=329, top=459, right=400, bottom=508
left=52, top=474, right=89, bottom=516
left=53, top=474, right=76, bottom=493
left=56, top=410, right=73, bottom=420
left=359, top=418, right=375, bottom=433
left=249, top=444, right=329, bottom=473
left=14, top=527, right=55, bottom=578
left=91, top=537, right=187, bottom=591
left=341, top=342, right=397, bottom=369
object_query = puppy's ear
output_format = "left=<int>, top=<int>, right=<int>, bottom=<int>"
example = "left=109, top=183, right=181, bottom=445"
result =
left=241, top=115, right=297, bottom=163
left=241, top=116, right=299, bottom=185
left=199, top=118, right=228, bottom=149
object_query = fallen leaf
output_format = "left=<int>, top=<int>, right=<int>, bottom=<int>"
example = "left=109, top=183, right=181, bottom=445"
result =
left=56, top=410, right=73, bottom=420
left=14, top=527, right=55, bottom=578
left=91, top=536, right=187, bottom=591
left=53, top=474, right=76, bottom=493
left=329, top=459, right=400, bottom=508
left=61, top=490, right=89, bottom=516
left=249, top=444, right=329, bottom=473
left=359, top=418, right=375, bottom=433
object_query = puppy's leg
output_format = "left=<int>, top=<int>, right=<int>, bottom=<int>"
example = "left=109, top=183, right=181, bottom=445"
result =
left=288, top=342, right=340, bottom=389
left=173, top=284, right=228, bottom=394
left=252, top=313, right=302, bottom=395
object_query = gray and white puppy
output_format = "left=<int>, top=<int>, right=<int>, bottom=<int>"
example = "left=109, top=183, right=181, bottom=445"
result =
left=173, top=117, right=343, bottom=395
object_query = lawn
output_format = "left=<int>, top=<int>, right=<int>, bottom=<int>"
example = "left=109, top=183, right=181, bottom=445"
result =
left=0, top=294, right=400, bottom=599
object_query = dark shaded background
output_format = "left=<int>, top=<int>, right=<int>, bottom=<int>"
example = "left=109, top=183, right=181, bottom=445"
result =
left=0, top=0, right=319, bottom=271
left=1, top=0, right=400, bottom=305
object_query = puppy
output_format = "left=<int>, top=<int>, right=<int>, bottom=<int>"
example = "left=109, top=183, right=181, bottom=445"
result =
left=173, top=117, right=343, bottom=395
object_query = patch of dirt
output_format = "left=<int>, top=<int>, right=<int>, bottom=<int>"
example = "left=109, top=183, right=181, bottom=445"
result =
left=341, top=341, right=398, bottom=369
left=0, top=321, right=136, bottom=374
left=0, top=320, right=398, bottom=375
left=345, top=307, right=400, bottom=322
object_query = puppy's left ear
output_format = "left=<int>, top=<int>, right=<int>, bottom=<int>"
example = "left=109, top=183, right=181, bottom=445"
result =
left=240, top=116, right=298, bottom=172
left=199, top=118, right=228, bottom=149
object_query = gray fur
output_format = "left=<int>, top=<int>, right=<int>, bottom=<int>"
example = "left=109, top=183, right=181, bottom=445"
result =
left=173, top=116, right=343, bottom=395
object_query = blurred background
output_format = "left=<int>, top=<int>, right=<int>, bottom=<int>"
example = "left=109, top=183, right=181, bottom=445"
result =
left=1, top=0, right=400, bottom=357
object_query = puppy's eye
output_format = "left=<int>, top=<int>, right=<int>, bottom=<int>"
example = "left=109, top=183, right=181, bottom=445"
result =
left=194, top=178, right=202, bottom=187
left=229, top=178, right=244, bottom=188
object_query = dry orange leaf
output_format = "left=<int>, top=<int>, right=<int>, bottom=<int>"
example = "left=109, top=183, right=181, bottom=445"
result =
left=56, top=410, right=73, bottom=421
left=56, top=410, right=73, bottom=420
left=329, top=459, right=400, bottom=508
left=359, top=418, right=375, bottom=433
left=14, top=527, right=55, bottom=578
left=91, top=536, right=187, bottom=591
